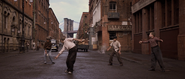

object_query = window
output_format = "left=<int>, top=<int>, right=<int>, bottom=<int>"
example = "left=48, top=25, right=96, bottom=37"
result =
left=12, top=17, right=16, bottom=35
left=167, top=0, right=172, bottom=26
left=3, top=11, right=9, bottom=29
left=109, top=2, right=116, bottom=10
left=109, top=32, right=116, bottom=40
left=174, top=0, right=179, bottom=25
left=161, top=0, right=165, bottom=28
left=28, top=26, right=30, bottom=37
left=151, top=4, right=154, bottom=30
left=4, top=14, right=7, bottom=29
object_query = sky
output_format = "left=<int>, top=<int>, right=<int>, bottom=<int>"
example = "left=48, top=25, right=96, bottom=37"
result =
left=49, top=0, right=89, bottom=31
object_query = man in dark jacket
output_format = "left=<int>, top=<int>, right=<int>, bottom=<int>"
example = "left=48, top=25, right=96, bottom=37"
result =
left=44, top=37, right=55, bottom=64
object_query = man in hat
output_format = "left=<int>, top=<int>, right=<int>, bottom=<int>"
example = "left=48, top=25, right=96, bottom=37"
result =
left=107, top=36, right=123, bottom=66
left=44, top=37, right=55, bottom=64
left=55, top=37, right=84, bottom=74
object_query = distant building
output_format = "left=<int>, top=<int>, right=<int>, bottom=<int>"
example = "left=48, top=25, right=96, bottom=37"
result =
left=34, top=0, right=50, bottom=48
left=59, top=28, right=64, bottom=40
left=48, top=8, right=59, bottom=43
left=77, top=12, right=89, bottom=39
left=63, top=18, right=74, bottom=37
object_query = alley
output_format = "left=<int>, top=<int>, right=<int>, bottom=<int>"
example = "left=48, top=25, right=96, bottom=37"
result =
left=0, top=48, right=185, bottom=79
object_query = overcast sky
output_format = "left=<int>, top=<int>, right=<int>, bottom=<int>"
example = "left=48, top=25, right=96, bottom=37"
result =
left=49, top=0, right=89, bottom=31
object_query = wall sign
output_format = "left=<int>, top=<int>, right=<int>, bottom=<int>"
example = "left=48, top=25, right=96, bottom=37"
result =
left=108, top=25, right=132, bottom=31
left=131, top=0, right=156, bottom=13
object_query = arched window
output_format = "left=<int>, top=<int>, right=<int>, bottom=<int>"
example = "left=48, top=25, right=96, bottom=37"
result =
left=12, top=16, right=16, bottom=35
left=4, top=11, right=7, bottom=29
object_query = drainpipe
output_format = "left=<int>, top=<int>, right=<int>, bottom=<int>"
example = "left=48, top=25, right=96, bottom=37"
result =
left=33, top=0, right=35, bottom=49
left=2, top=0, right=4, bottom=53
left=21, top=0, right=25, bottom=53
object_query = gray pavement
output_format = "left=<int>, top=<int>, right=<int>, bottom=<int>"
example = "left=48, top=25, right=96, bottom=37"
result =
left=0, top=48, right=185, bottom=79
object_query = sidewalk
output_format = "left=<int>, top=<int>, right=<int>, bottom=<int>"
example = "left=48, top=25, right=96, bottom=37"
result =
left=0, top=49, right=44, bottom=59
left=105, top=51, right=185, bottom=71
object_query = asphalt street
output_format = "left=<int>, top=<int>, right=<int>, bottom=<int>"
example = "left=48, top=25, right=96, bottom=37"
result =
left=0, top=48, right=185, bottom=79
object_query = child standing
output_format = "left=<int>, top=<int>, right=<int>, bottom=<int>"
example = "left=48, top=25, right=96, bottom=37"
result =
left=44, top=37, right=55, bottom=64
left=139, top=32, right=165, bottom=72
left=107, top=36, right=123, bottom=66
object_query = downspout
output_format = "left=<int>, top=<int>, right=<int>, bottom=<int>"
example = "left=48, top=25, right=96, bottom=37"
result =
left=33, top=0, right=35, bottom=49
left=2, top=0, right=4, bottom=53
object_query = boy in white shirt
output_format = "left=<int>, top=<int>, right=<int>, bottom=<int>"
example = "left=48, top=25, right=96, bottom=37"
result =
left=55, top=38, right=83, bottom=74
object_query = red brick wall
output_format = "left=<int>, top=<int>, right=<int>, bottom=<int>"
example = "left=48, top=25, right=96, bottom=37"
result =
left=178, top=0, right=185, bottom=60
left=48, top=8, right=59, bottom=41
left=117, top=32, right=132, bottom=51
left=77, top=12, right=89, bottom=39
left=100, top=0, right=132, bottom=51
left=160, top=28, right=179, bottom=59
left=134, top=34, right=142, bottom=53
left=34, top=0, right=50, bottom=47
left=6, top=0, right=33, bottom=18
left=131, top=0, right=183, bottom=60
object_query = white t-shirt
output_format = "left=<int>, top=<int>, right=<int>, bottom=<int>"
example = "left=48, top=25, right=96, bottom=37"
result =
left=59, top=38, right=76, bottom=54
left=110, top=40, right=121, bottom=52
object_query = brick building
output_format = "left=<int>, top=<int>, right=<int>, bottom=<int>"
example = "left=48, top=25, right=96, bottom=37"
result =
left=34, top=0, right=49, bottom=48
left=63, top=18, right=74, bottom=38
left=58, top=28, right=64, bottom=40
left=89, top=0, right=132, bottom=51
left=77, top=12, right=89, bottom=39
left=131, top=0, right=185, bottom=60
left=89, top=0, right=93, bottom=27
left=48, top=8, right=59, bottom=43
left=0, top=0, right=33, bottom=53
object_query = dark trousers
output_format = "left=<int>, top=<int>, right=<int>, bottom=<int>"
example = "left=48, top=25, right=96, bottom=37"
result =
left=109, top=50, right=123, bottom=64
left=66, top=46, right=77, bottom=72
left=151, top=46, right=165, bottom=70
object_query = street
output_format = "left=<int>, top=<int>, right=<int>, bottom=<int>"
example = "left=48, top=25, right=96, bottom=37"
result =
left=0, top=48, right=185, bottom=79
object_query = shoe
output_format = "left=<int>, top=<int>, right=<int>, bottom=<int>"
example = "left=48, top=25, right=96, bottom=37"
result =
left=149, top=69, right=155, bottom=71
left=65, top=70, right=68, bottom=73
left=68, top=71, right=72, bottom=75
left=108, top=63, right=112, bottom=66
left=52, top=62, right=55, bottom=64
left=120, top=64, right=123, bottom=66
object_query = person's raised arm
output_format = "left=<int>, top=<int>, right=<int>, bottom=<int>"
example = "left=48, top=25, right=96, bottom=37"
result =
left=139, top=40, right=149, bottom=44
left=155, top=37, right=163, bottom=42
